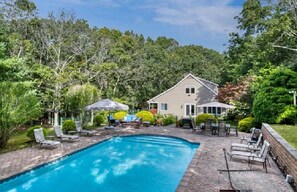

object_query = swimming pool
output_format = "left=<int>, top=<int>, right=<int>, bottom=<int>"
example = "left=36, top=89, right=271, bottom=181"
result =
left=0, top=135, right=199, bottom=192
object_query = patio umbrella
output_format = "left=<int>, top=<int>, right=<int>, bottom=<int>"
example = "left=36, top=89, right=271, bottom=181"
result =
left=85, top=98, right=129, bottom=127
left=85, top=98, right=129, bottom=111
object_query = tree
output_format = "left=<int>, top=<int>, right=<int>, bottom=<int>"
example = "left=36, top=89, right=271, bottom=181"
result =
left=0, top=81, right=41, bottom=148
left=34, top=11, right=95, bottom=125
left=226, top=0, right=297, bottom=79
left=0, top=0, right=38, bottom=58
left=64, top=83, right=100, bottom=119
left=253, top=67, right=297, bottom=123
left=217, top=76, right=255, bottom=118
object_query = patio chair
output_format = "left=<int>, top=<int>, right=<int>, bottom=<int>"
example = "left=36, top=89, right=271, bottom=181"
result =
left=203, top=119, right=213, bottom=135
left=218, top=120, right=227, bottom=136
left=54, top=125, right=79, bottom=142
left=228, top=140, right=271, bottom=172
left=248, top=140, right=271, bottom=173
left=107, top=115, right=119, bottom=127
left=241, top=127, right=261, bottom=144
left=75, top=121, right=97, bottom=136
left=231, top=133, right=263, bottom=152
left=34, top=128, right=60, bottom=148
left=192, top=123, right=203, bottom=133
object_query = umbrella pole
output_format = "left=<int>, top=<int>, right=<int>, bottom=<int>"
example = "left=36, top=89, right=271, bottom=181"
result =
left=108, top=110, right=111, bottom=127
left=91, top=110, right=94, bottom=125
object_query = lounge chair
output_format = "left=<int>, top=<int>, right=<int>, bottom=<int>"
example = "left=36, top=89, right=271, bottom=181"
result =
left=248, top=141, right=271, bottom=172
left=34, top=128, right=60, bottom=148
left=75, top=121, right=97, bottom=136
left=54, top=125, right=79, bottom=142
left=231, top=133, right=263, bottom=151
left=241, top=127, right=261, bottom=144
left=228, top=141, right=271, bottom=172
left=107, top=115, right=119, bottom=127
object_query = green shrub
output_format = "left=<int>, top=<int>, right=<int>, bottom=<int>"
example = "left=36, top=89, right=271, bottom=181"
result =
left=94, top=114, right=104, bottom=126
left=26, top=125, right=46, bottom=140
left=276, top=106, right=297, bottom=125
left=62, top=119, right=76, bottom=133
left=252, top=68, right=297, bottom=124
left=162, top=114, right=176, bottom=126
left=136, top=110, right=154, bottom=123
left=114, top=111, right=128, bottom=120
left=195, top=113, right=216, bottom=125
left=238, top=117, right=255, bottom=132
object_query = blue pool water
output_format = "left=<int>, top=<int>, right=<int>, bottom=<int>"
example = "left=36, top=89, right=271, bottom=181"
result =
left=0, top=135, right=199, bottom=192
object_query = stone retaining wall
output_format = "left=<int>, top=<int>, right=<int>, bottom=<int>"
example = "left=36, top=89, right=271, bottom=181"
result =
left=262, top=123, right=297, bottom=188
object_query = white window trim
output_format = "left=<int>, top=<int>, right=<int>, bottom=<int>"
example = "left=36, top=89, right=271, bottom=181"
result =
left=160, top=103, right=168, bottom=111
left=149, top=102, right=158, bottom=109
left=184, top=103, right=196, bottom=117
left=202, top=106, right=223, bottom=116
left=185, top=85, right=196, bottom=94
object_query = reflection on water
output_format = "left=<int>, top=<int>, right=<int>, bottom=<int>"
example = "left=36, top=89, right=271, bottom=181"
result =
left=0, top=136, right=199, bottom=192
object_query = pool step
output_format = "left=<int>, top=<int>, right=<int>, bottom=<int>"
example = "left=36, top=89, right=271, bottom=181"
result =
left=124, top=136, right=188, bottom=147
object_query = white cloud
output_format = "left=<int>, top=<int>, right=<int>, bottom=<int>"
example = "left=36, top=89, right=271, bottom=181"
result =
left=112, top=153, right=146, bottom=176
left=22, top=178, right=38, bottom=190
left=40, top=0, right=122, bottom=7
left=91, top=168, right=109, bottom=184
left=149, top=0, right=241, bottom=34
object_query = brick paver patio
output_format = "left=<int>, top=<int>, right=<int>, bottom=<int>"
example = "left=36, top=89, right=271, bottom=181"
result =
left=0, top=126, right=294, bottom=192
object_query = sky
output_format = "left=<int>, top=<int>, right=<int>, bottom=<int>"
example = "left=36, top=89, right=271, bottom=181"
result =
left=32, top=0, right=245, bottom=52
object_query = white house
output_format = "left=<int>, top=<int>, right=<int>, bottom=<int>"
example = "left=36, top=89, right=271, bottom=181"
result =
left=147, top=73, right=222, bottom=118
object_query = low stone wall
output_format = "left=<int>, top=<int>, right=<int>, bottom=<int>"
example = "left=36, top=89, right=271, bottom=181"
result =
left=262, top=123, right=297, bottom=188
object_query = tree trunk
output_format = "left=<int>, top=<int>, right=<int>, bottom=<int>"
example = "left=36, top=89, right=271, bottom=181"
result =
left=0, top=135, right=10, bottom=148
left=91, top=110, right=94, bottom=125
left=54, top=112, right=59, bottom=126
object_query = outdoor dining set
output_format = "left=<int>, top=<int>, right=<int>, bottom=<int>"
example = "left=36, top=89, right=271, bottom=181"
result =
left=194, top=119, right=238, bottom=137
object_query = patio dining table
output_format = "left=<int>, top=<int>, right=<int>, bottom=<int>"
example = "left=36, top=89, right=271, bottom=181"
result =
left=200, top=123, right=231, bottom=135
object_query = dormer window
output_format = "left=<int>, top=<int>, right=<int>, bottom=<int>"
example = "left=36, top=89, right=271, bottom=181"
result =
left=185, top=86, right=195, bottom=94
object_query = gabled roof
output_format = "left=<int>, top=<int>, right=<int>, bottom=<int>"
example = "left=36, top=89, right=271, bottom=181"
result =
left=147, top=73, right=218, bottom=103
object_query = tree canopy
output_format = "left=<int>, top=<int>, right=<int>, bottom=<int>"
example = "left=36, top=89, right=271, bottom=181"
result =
left=1, top=0, right=297, bottom=149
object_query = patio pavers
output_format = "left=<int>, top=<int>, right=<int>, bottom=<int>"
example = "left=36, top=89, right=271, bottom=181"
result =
left=0, top=126, right=294, bottom=192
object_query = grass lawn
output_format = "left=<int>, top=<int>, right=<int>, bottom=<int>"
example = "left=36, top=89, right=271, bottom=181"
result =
left=0, top=125, right=102, bottom=154
left=0, top=130, right=31, bottom=154
left=270, top=124, right=297, bottom=150
left=0, top=128, right=56, bottom=154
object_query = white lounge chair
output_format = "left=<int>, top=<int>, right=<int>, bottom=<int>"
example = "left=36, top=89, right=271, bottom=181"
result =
left=34, top=128, right=60, bottom=148
left=231, top=134, right=263, bottom=151
left=228, top=140, right=271, bottom=172
left=249, top=140, right=271, bottom=172
left=75, top=121, right=97, bottom=136
left=241, top=127, right=261, bottom=144
left=54, top=125, right=79, bottom=142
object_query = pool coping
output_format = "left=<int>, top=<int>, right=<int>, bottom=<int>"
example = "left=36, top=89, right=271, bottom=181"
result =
left=0, top=133, right=202, bottom=191
left=0, top=135, right=114, bottom=185
left=176, top=142, right=204, bottom=192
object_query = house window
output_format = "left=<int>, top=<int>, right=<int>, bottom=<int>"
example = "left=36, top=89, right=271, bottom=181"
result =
left=186, top=87, right=190, bottom=94
left=203, top=107, right=207, bottom=113
left=186, top=104, right=195, bottom=116
left=161, top=103, right=168, bottom=110
left=217, top=107, right=221, bottom=115
left=185, top=86, right=195, bottom=94
left=212, top=107, right=216, bottom=115
left=203, top=107, right=222, bottom=116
